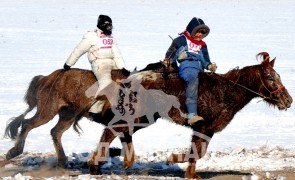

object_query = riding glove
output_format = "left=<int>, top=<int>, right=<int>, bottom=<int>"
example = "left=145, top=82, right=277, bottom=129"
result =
left=63, top=63, right=71, bottom=71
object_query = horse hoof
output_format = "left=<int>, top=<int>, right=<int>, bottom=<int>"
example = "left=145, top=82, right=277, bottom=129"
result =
left=57, top=157, right=67, bottom=168
left=6, top=152, right=13, bottom=160
left=89, top=165, right=101, bottom=175
left=185, top=172, right=202, bottom=179
left=123, top=161, right=133, bottom=169
left=6, top=148, right=20, bottom=160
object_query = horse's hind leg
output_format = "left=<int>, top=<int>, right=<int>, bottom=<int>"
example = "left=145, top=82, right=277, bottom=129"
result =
left=6, top=109, right=57, bottom=160
left=50, top=110, right=75, bottom=167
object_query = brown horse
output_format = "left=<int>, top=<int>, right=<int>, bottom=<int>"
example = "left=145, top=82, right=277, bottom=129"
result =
left=4, top=52, right=293, bottom=179
left=86, top=52, right=293, bottom=178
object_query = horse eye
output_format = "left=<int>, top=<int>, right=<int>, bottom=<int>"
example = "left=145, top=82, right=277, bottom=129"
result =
left=267, top=75, right=274, bottom=81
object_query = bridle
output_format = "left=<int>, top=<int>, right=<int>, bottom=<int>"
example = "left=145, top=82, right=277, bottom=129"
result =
left=213, top=71, right=284, bottom=103
left=257, top=73, right=285, bottom=101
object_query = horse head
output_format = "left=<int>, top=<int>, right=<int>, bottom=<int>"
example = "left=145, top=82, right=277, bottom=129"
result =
left=256, top=52, right=293, bottom=110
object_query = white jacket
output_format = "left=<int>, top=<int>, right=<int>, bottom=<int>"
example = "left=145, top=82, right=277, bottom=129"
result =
left=65, top=28, right=126, bottom=69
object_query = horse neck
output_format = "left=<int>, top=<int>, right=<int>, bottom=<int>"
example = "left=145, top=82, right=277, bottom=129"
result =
left=223, top=66, right=261, bottom=106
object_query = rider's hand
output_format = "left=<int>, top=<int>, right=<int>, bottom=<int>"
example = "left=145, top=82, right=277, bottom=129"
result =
left=63, top=63, right=71, bottom=71
left=208, top=63, right=217, bottom=72
left=162, top=58, right=170, bottom=68
left=121, top=68, right=131, bottom=76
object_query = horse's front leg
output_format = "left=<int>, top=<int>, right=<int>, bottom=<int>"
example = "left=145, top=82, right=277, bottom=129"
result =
left=119, top=131, right=135, bottom=169
left=185, top=131, right=214, bottom=179
left=88, top=128, right=116, bottom=175
left=184, top=110, right=233, bottom=178
left=121, top=115, right=154, bottom=169
left=166, top=129, right=213, bottom=179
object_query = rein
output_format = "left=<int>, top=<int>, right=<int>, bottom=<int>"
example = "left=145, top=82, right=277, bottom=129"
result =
left=210, top=72, right=283, bottom=102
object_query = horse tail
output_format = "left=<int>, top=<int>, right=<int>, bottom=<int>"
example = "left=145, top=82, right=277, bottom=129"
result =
left=72, top=112, right=84, bottom=135
left=4, top=75, right=44, bottom=139
left=24, top=75, right=43, bottom=109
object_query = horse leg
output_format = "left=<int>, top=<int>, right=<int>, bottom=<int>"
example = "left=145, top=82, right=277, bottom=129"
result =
left=50, top=110, right=75, bottom=167
left=167, top=132, right=213, bottom=179
left=106, top=115, right=136, bottom=169
left=88, top=127, right=117, bottom=175
left=120, top=114, right=158, bottom=169
left=6, top=109, right=57, bottom=160
left=166, top=133, right=213, bottom=164
left=184, top=131, right=214, bottom=179
left=110, top=126, right=144, bottom=169
left=166, top=123, right=214, bottom=179
left=183, top=110, right=233, bottom=178
left=120, top=131, right=136, bottom=169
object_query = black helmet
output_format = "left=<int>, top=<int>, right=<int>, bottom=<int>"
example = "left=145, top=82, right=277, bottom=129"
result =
left=97, top=15, right=113, bottom=35
left=186, top=17, right=210, bottom=38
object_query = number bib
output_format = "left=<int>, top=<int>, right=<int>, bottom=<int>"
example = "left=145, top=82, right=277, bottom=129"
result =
left=186, top=38, right=202, bottom=54
left=98, top=34, right=114, bottom=49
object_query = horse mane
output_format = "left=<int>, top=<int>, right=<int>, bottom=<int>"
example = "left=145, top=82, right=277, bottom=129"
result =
left=256, top=52, right=270, bottom=62
left=223, top=65, right=259, bottom=86
left=223, top=51, right=275, bottom=87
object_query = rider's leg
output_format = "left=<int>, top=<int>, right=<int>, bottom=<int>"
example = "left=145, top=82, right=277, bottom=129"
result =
left=180, top=67, right=203, bottom=125
left=88, top=60, right=114, bottom=113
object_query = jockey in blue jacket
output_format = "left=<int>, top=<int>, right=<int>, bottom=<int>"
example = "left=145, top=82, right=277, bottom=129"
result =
left=163, top=17, right=217, bottom=126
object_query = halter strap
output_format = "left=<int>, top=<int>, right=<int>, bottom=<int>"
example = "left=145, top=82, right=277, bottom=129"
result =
left=271, top=85, right=285, bottom=94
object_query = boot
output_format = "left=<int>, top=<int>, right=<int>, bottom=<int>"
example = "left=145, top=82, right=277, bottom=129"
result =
left=188, top=115, right=204, bottom=126
left=89, top=112, right=99, bottom=122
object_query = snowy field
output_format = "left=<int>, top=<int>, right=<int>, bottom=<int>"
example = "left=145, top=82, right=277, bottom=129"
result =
left=0, top=0, right=295, bottom=179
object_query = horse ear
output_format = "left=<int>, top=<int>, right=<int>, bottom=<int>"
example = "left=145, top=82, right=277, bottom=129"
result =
left=261, top=57, right=270, bottom=67
left=269, top=57, right=276, bottom=67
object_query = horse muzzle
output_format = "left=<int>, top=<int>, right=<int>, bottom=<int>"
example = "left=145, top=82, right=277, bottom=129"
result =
left=277, top=94, right=293, bottom=110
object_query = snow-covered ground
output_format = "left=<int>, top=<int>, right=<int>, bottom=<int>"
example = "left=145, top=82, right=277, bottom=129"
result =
left=0, top=0, right=295, bottom=179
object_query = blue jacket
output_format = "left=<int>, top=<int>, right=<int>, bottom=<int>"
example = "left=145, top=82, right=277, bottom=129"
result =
left=165, top=17, right=212, bottom=72
left=165, top=33, right=211, bottom=72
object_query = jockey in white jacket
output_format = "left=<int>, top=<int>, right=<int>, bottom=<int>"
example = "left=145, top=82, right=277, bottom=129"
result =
left=63, top=15, right=128, bottom=113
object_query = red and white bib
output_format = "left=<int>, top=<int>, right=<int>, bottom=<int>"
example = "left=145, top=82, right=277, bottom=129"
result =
left=185, top=36, right=202, bottom=54
left=181, top=31, right=207, bottom=54
left=98, top=33, right=114, bottom=49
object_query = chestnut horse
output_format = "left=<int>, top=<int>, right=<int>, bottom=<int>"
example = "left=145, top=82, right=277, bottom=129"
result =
left=4, top=52, right=293, bottom=179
